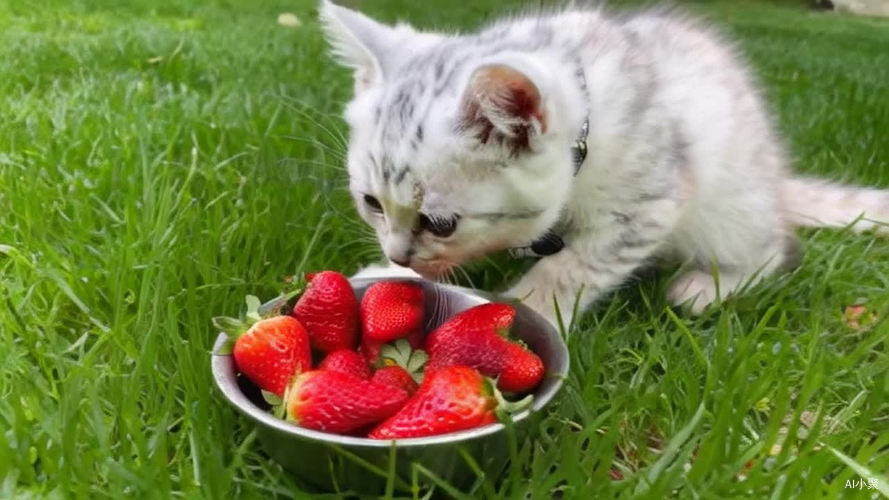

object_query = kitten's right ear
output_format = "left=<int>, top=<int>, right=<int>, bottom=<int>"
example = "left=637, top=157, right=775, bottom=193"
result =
left=458, top=64, right=547, bottom=156
left=319, top=1, right=395, bottom=90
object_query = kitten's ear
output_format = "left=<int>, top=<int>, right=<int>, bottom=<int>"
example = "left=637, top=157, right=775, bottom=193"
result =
left=319, top=1, right=395, bottom=90
left=458, top=64, right=547, bottom=155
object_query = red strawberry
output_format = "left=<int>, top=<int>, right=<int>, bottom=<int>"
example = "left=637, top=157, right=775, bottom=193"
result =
left=372, top=366, right=419, bottom=395
left=285, top=370, right=409, bottom=434
left=425, top=302, right=544, bottom=393
left=425, top=302, right=515, bottom=353
left=360, top=281, right=424, bottom=344
left=319, top=349, right=370, bottom=379
left=368, top=365, right=531, bottom=439
left=497, top=342, right=545, bottom=393
left=292, top=271, right=359, bottom=353
left=213, top=296, right=312, bottom=397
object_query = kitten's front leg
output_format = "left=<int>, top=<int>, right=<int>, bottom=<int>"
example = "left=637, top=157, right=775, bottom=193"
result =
left=506, top=245, right=637, bottom=328
left=506, top=199, right=679, bottom=327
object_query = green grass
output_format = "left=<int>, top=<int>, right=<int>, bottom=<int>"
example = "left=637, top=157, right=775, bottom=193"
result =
left=1, top=0, right=888, bottom=498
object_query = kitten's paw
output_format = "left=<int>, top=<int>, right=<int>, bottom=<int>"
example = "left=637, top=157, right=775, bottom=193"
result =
left=667, top=270, right=719, bottom=315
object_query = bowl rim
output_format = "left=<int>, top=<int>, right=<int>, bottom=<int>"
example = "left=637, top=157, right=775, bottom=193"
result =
left=210, top=277, right=570, bottom=448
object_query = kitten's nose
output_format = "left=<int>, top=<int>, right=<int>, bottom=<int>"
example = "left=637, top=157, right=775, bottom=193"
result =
left=384, top=235, right=414, bottom=267
left=389, top=255, right=411, bottom=267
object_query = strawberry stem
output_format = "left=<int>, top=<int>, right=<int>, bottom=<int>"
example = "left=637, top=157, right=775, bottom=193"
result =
left=495, top=326, right=512, bottom=338
left=487, top=377, right=534, bottom=421
left=495, top=392, right=534, bottom=417
left=211, top=316, right=245, bottom=337
left=257, top=286, right=304, bottom=317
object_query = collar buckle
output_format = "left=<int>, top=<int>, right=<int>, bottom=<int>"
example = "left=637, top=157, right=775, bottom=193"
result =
left=572, top=118, right=589, bottom=176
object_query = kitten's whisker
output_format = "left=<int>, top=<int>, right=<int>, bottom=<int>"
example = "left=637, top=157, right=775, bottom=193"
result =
left=282, top=110, right=348, bottom=150
left=453, top=264, right=476, bottom=289
left=434, top=268, right=453, bottom=324
left=281, top=137, right=347, bottom=163
left=443, top=267, right=457, bottom=286
left=277, top=98, right=349, bottom=149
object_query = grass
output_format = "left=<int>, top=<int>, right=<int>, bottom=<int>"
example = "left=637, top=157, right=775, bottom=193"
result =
left=1, top=0, right=887, bottom=497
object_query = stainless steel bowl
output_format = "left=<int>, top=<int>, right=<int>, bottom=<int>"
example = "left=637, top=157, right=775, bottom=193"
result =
left=211, top=277, right=569, bottom=493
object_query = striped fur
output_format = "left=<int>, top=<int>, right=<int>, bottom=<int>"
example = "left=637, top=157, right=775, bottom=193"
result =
left=320, top=1, right=889, bottom=324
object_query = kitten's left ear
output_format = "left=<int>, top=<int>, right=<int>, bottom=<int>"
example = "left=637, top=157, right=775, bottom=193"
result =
left=458, top=64, right=548, bottom=155
left=319, top=1, right=398, bottom=90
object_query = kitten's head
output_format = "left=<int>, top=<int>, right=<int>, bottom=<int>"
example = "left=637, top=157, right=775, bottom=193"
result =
left=320, top=1, right=578, bottom=278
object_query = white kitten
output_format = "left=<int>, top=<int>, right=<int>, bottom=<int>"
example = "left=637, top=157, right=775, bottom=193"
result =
left=320, top=1, right=889, bottom=325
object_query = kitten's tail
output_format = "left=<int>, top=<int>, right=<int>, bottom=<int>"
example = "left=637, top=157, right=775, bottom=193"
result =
left=783, top=177, right=889, bottom=233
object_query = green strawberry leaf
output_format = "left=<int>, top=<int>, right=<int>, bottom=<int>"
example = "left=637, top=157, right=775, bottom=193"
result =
left=380, top=339, right=412, bottom=367
left=261, top=390, right=282, bottom=407
left=211, top=316, right=245, bottom=337
left=272, top=402, right=286, bottom=420
left=380, top=339, right=428, bottom=383
left=274, top=376, right=303, bottom=421
left=486, top=377, right=534, bottom=421
left=406, top=349, right=428, bottom=375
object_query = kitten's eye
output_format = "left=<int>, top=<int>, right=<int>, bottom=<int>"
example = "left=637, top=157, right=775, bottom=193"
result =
left=418, top=213, right=460, bottom=238
left=363, top=195, right=383, bottom=213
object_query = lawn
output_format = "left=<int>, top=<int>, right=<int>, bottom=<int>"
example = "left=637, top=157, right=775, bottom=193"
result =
left=1, top=0, right=888, bottom=498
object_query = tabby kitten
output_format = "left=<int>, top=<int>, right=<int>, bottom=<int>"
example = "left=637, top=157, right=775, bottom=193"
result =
left=319, top=1, right=889, bottom=325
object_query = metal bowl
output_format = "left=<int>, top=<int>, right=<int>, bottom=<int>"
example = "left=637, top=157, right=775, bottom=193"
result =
left=211, top=277, right=569, bottom=493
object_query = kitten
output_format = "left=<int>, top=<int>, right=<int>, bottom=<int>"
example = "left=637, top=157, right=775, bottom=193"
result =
left=320, top=1, right=889, bottom=325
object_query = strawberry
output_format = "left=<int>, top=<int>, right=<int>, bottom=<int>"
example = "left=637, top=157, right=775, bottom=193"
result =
left=285, top=370, right=409, bottom=434
left=213, top=296, right=312, bottom=397
left=368, top=365, right=531, bottom=439
left=372, top=366, right=419, bottom=395
left=496, top=342, right=545, bottom=393
left=425, top=302, right=544, bottom=393
left=360, top=281, right=424, bottom=344
left=292, top=271, right=359, bottom=353
left=424, top=302, right=515, bottom=353
left=319, top=349, right=371, bottom=379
